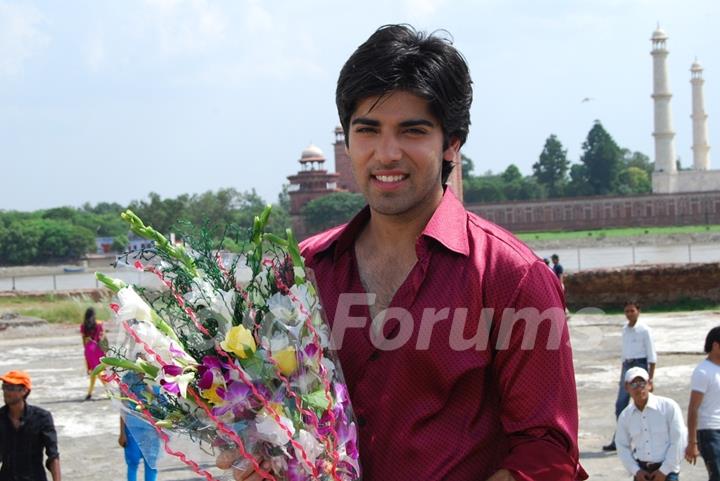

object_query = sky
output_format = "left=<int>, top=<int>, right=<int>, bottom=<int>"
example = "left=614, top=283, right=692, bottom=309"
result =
left=1, top=0, right=718, bottom=211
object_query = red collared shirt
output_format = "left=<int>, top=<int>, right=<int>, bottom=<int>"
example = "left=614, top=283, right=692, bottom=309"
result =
left=300, top=189, right=586, bottom=481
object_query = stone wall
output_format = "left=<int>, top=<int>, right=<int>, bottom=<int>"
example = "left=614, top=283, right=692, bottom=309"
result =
left=565, top=262, right=720, bottom=310
left=467, top=190, right=720, bottom=232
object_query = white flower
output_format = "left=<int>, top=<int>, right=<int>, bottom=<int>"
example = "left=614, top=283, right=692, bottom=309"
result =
left=289, top=284, right=315, bottom=316
left=116, top=287, right=153, bottom=323
left=255, top=412, right=295, bottom=447
left=268, top=292, right=298, bottom=325
left=293, top=429, right=324, bottom=469
left=235, top=263, right=253, bottom=288
left=269, top=333, right=290, bottom=352
left=125, top=320, right=194, bottom=366
left=184, top=278, right=236, bottom=328
left=210, top=289, right=236, bottom=328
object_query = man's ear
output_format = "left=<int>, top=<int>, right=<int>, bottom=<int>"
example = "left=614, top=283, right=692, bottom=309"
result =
left=443, top=137, right=461, bottom=162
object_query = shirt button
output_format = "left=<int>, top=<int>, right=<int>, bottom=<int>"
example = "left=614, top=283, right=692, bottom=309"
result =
left=369, top=351, right=380, bottom=361
left=358, top=416, right=367, bottom=427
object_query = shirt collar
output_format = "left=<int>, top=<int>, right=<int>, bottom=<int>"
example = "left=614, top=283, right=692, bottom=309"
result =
left=314, top=187, right=470, bottom=261
left=420, top=188, right=469, bottom=256
left=630, top=393, right=658, bottom=413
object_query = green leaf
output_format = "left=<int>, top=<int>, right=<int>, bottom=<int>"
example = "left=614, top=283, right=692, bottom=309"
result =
left=301, top=390, right=331, bottom=411
left=101, top=356, right=146, bottom=373
left=95, top=272, right=127, bottom=293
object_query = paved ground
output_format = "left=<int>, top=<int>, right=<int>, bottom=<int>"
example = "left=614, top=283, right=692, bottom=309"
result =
left=1, top=310, right=718, bottom=480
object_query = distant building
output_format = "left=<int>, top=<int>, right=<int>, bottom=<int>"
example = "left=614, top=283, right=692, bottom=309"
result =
left=287, top=144, right=341, bottom=239
left=95, top=237, right=115, bottom=254
left=650, top=26, right=719, bottom=193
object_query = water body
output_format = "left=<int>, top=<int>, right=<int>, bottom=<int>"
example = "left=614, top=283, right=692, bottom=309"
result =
left=0, top=243, right=718, bottom=292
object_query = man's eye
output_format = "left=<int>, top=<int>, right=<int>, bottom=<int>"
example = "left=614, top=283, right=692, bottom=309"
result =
left=355, top=127, right=377, bottom=134
left=405, top=128, right=427, bottom=135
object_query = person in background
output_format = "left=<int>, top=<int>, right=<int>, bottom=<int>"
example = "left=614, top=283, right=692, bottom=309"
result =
left=80, top=307, right=107, bottom=400
left=604, top=300, right=657, bottom=451
left=685, top=326, right=720, bottom=481
left=0, top=370, right=61, bottom=481
left=118, top=369, right=159, bottom=481
left=616, top=367, right=686, bottom=481
left=550, top=254, right=564, bottom=290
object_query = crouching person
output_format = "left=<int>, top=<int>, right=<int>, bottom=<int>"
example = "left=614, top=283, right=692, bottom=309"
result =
left=616, top=367, right=687, bottom=480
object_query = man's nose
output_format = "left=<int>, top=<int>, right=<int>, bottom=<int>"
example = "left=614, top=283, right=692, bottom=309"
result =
left=375, top=133, right=402, bottom=164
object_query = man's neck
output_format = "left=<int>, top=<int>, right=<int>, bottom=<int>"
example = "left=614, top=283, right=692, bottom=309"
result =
left=363, top=189, right=443, bottom=252
left=8, top=400, right=25, bottom=419
left=627, top=319, right=638, bottom=328
left=634, top=396, right=649, bottom=411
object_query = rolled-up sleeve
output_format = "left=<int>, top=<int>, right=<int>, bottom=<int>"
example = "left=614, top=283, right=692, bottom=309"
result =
left=40, top=410, right=59, bottom=468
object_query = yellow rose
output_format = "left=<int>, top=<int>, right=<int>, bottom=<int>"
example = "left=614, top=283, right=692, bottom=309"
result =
left=220, top=325, right=256, bottom=359
left=272, top=347, right=298, bottom=376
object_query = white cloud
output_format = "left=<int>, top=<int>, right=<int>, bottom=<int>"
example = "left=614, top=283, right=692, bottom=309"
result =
left=0, top=2, right=49, bottom=77
left=141, top=0, right=227, bottom=56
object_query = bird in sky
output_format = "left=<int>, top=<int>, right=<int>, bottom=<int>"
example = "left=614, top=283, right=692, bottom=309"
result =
left=581, top=97, right=595, bottom=103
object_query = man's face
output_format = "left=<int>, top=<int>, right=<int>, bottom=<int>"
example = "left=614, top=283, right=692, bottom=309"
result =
left=2, top=382, right=27, bottom=406
left=624, top=304, right=640, bottom=323
left=551, top=257, right=558, bottom=265
left=625, top=376, right=651, bottom=405
left=347, top=91, right=459, bottom=220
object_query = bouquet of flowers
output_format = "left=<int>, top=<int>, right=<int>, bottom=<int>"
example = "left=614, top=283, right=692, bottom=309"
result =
left=94, top=208, right=360, bottom=481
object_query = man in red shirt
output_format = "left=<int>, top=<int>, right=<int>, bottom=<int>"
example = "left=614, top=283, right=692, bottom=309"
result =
left=237, top=24, right=585, bottom=481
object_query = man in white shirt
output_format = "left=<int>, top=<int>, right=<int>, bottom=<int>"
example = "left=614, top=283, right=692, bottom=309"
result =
left=605, top=300, right=658, bottom=451
left=616, top=367, right=686, bottom=481
left=685, top=326, right=720, bottom=481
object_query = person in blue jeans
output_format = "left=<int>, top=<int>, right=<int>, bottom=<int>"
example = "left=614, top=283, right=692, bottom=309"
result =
left=604, top=300, right=657, bottom=451
left=118, top=372, right=160, bottom=481
left=686, top=326, right=720, bottom=481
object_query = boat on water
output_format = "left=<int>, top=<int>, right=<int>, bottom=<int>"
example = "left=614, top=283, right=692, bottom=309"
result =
left=63, top=266, right=86, bottom=273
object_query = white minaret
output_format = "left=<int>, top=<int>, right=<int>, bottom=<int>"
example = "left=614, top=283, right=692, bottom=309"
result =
left=651, top=27, right=677, bottom=175
left=691, top=59, right=711, bottom=170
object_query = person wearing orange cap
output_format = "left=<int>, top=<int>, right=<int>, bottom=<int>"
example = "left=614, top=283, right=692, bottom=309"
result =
left=0, top=370, right=61, bottom=481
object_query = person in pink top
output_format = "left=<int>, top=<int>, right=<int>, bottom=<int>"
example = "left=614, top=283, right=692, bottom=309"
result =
left=80, top=307, right=107, bottom=400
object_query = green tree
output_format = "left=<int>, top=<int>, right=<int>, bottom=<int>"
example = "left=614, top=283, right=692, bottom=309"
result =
left=0, top=222, right=42, bottom=265
left=36, top=220, right=95, bottom=261
left=463, top=176, right=506, bottom=203
left=580, top=120, right=622, bottom=195
left=501, top=164, right=522, bottom=184
left=617, top=167, right=651, bottom=195
left=533, top=134, right=569, bottom=197
left=565, top=164, right=593, bottom=197
left=461, top=154, right=475, bottom=179
left=302, top=192, right=365, bottom=233
left=621, top=149, right=653, bottom=177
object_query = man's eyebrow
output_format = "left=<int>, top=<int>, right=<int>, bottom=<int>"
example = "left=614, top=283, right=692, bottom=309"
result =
left=350, top=118, right=436, bottom=127
left=398, top=119, right=435, bottom=128
left=351, top=117, right=379, bottom=126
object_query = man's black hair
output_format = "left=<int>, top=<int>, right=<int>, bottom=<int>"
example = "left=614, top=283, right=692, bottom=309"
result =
left=705, top=326, right=720, bottom=354
left=336, top=24, right=473, bottom=184
left=624, top=299, right=641, bottom=310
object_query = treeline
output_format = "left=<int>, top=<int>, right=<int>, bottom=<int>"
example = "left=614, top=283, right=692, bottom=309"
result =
left=464, top=120, right=654, bottom=203
left=0, top=188, right=290, bottom=266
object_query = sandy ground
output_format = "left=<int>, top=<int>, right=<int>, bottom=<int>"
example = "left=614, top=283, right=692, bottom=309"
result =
left=1, top=310, right=718, bottom=480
